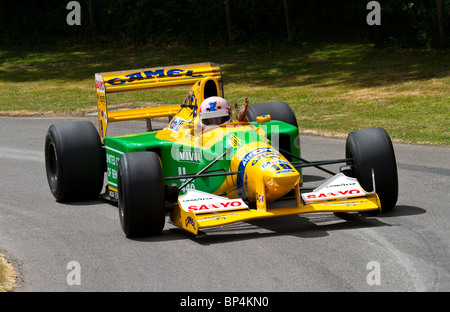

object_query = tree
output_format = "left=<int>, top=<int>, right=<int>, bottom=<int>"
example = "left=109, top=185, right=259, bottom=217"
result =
left=88, top=0, right=98, bottom=44
left=224, top=0, right=233, bottom=42
left=436, top=0, right=447, bottom=45
left=283, top=0, right=292, bottom=41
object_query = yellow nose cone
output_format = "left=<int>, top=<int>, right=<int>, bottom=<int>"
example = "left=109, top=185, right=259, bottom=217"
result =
left=232, top=142, right=300, bottom=203
left=263, top=169, right=300, bottom=201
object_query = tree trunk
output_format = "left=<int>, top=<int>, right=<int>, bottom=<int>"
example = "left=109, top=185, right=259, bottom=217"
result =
left=436, top=0, right=446, bottom=45
left=88, top=0, right=98, bottom=45
left=283, top=0, right=291, bottom=41
left=224, top=0, right=233, bottom=43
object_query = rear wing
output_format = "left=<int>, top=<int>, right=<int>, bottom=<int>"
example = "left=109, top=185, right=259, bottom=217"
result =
left=95, top=62, right=222, bottom=139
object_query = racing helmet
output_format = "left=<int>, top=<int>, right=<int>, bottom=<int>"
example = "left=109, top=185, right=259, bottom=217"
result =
left=199, top=97, right=232, bottom=127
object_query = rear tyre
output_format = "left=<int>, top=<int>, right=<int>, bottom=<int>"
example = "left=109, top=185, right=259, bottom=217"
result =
left=118, top=152, right=165, bottom=237
left=345, top=128, right=398, bottom=212
left=245, top=101, right=298, bottom=128
left=44, top=121, right=104, bottom=201
left=245, top=101, right=299, bottom=162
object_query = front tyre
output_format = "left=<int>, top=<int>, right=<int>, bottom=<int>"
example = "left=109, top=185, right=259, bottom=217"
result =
left=345, top=128, right=398, bottom=212
left=118, top=152, right=166, bottom=237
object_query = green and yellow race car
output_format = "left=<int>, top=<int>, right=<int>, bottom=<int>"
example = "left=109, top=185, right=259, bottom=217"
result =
left=44, top=63, right=398, bottom=237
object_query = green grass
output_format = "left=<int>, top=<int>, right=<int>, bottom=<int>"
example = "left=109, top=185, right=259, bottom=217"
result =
left=0, top=42, right=449, bottom=145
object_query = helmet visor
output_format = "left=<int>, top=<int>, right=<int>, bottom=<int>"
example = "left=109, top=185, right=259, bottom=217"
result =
left=200, top=110, right=230, bottom=126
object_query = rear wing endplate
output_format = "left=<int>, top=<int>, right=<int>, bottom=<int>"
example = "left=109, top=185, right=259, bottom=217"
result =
left=95, top=62, right=222, bottom=139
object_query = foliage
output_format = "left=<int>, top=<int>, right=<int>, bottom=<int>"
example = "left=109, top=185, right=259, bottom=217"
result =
left=0, top=0, right=448, bottom=47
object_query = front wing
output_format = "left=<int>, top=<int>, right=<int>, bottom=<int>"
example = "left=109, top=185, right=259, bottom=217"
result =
left=170, top=174, right=380, bottom=235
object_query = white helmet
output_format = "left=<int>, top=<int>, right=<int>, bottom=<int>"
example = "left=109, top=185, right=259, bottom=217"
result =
left=198, top=96, right=232, bottom=127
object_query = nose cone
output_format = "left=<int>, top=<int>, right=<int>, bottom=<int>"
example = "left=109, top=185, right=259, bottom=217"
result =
left=233, top=144, right=300, bottom=202
left=263, top=169, right=300, bottom=201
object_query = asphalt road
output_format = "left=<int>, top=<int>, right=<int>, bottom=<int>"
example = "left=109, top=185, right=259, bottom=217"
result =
left=0, top=115, right=449, bottom=292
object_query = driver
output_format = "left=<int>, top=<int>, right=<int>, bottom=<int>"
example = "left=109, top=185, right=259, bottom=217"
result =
left=198, top=96, right=232, bottom=128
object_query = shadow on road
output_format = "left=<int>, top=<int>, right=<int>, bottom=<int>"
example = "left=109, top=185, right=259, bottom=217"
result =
left=174, top=204, right=425, bottom=245
left=70, top=194, right=425, bottom=245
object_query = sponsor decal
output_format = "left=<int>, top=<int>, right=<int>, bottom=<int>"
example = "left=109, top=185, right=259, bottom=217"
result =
left=185, top=216, right=196, bottom=231
left=250, top=151, right=280, bottom=166
left=106, top=68, right=203, bottom=86
left=325, top=182, right=357, bottom=188
left=305, top=189, right=361, bottom=200
left=178, top=167, right=195, bottom=193
left=187, top=200, right=244, bottom=212
left=95, top=74, right=105, bottom=93
left=259, top=159, right=296, bottom=174
left=260, top=159, right=289, bottom=169
left=275, top=169, right=297, bottom=174
left=95, top=80, right=105, bottom=92
left=109, top=190, right=118, bottom=200
left=256, top=193, right=264, bottom=204
left=183, top=89, right=198, bottom=118
left=301, top=173, right=368, bottom=203
left=322, top=201, right=366, bottom=207
left=228, top=134, right=242, bottom=148
left=179, top=190, right=248, bottom=214
left=168, top=117, right=186, bottom=132
left=240, top=148, right=276, bottom=169
left=197, top=213, right=239, bottom=222
left=178, top=150, right=202, bottom=163
left=236, top=148, right=280, bottom=199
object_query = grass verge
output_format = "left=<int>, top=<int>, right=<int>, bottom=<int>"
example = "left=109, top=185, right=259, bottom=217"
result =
left=0, top=254, right=17, bottom=292
left=0, top=42, right=449, bottom=145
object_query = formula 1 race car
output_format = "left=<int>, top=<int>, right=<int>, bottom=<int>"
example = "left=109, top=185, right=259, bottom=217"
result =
left=44, top=63, right=398, bottom=237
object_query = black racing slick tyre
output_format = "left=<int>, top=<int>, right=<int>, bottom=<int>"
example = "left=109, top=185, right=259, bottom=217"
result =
left=245, top=101, right=298, bottom=129
left=117, top=152, right=166, bottom=237
left=345, top=128, right=398, bottom=212
left=245, top=102, right=299, bottom=162
left=45, top=121, right=104, bottom=202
